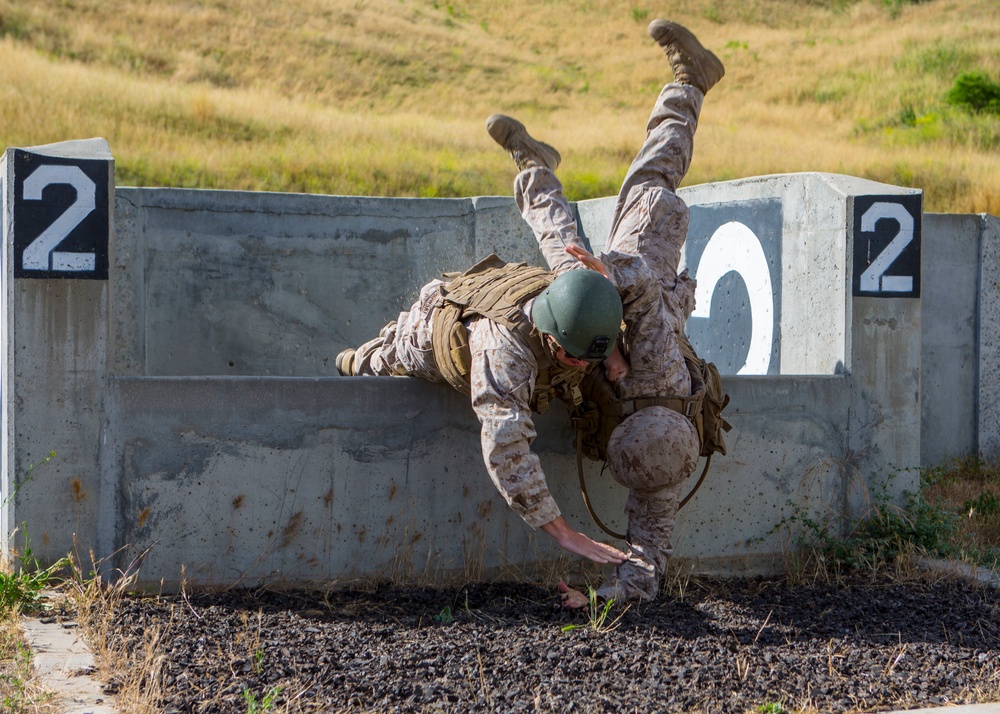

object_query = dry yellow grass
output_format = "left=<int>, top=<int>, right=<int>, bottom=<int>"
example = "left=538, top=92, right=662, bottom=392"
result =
left=925, top=456, right=1000, bottom=566
left=0, top=0, right=998, bottom=211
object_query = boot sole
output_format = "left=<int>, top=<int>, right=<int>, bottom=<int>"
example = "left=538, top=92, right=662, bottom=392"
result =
left=335, top=348, right=356, bottom=376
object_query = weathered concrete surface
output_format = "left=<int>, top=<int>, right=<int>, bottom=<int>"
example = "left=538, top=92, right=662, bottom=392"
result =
left=21, top=612, right=117, bottom=714
left=920, top=213, right=1000, bottom=466
left=920, top=214, right=982, bottom=466
left=100, top=375, right=627, bottom=585
left=112, top=189, right=549, bottom=378
left=979, top=214, right=1000, bottom=462
left=99, top=374, right=860, bottom=585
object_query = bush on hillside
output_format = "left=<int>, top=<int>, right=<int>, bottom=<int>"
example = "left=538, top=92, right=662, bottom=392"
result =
left=945, top=71, right=1000, bottom=114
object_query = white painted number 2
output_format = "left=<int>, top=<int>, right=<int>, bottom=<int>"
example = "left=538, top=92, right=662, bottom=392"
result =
left=21, top=164, right=96, bottom=272
left=859, top=202, right=914, bottom=293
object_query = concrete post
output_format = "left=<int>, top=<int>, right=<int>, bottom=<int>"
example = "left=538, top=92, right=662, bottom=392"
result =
left=979, top=214, right=1000, bottom=461
left=1, top=139, right=113, bottom=565
left=845, top=192, right=923, bottom=520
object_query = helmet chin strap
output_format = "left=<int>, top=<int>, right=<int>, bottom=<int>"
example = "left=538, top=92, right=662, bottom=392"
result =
left=543, top=333, right=566, bottom=362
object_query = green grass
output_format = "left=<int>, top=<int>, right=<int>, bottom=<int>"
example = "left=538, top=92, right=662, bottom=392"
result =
left=242, top=685, right=282, bottom=714
left=0, top=629, right=54, bottom=714
left=769, top=458, right=1000, bottom=581
left=560, top=588, right=629, bottom=634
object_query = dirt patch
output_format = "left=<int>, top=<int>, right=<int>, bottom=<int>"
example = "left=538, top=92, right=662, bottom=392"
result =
left=90, top=574, right=1000, bottom=713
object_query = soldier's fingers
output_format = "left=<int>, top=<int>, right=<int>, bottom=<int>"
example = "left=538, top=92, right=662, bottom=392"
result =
left=592, top=542, right=627, bottom=563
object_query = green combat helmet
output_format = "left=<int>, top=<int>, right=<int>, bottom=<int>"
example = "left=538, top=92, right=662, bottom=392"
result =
left=531, top=269, right=622, bottom=361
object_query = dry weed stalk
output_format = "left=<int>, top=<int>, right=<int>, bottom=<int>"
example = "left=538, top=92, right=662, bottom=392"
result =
left=68, top=547, right=167, bottom=714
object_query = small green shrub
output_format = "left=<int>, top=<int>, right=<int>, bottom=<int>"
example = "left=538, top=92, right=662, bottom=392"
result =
left=767, top=475, right=957, bottom=576
left=964, top=491, right=1000, bottom=517
left=0, top=528, right=70, bottom=612
left=561, top=588, right=629, bottom=634
left=242, top=685, right=282, bottom=714
left=945, top=71, right=1000, bottom=114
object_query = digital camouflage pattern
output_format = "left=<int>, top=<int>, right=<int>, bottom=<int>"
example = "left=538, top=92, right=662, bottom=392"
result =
left=514, top=83, right=706, bottom=601
left=352, top=83, right=709, bottom=599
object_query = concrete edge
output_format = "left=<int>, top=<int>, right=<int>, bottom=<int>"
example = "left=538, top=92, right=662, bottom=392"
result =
left=915, top=557, right=1000, bottom=589
left=20, top=610, right=117, bottom=714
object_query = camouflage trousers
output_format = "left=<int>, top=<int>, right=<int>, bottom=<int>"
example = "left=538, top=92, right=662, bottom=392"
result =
left=518, top=83, right=702, bottom=309
left=598, top=407, right=700, bottom=602
left=516, top=83, right=706, bottom=602
left=350, top=280, right=447, bottom=382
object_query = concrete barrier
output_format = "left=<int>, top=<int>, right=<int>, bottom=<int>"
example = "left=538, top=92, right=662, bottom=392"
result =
left=920, top=213, right=1000, bottom=465
left=3, top=137, right=996, bottom=585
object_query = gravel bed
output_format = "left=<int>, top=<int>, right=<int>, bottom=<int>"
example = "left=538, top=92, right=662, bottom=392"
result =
left=94, top=574, right=1000, bottom=713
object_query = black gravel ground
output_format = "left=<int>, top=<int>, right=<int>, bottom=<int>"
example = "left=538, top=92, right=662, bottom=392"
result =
left=94, top=574, right=1000, bottom=714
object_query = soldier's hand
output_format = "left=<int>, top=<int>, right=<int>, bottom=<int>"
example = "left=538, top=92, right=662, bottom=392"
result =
left=558, top=581, right=590, bottom=610
left=565, top=245, right=611, bottom=280
left=604, top=344, right=631, bottom=382
left=541, top=516, right=627, bottom=564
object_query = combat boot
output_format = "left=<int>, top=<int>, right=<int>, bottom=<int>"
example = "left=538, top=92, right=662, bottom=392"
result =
left=336, top=348, right=356, bottom=376
left=486, top=115, right=561, bottom=172
left=647, top=20, right=725, bottom=95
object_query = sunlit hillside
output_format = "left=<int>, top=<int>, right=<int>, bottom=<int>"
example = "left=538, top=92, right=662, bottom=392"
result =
left=1, top=0, right=998, bottom=213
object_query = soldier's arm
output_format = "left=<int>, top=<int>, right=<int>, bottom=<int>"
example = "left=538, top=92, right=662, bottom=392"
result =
left=468, top=324, right=561, bottom=529
left=468, top=323, right=627, bottom=564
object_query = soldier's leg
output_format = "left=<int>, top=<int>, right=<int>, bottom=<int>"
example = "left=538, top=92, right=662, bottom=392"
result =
left=514, top=168, right=586, bottom=275
left=604, top=84, right=701, bottom=287
left=605, top=21, right=723, bottom=300
left=340, top=280, right=446, bottom=383
left=596, top=406, right=700, bottom=603
left=486, top=114, right=586, bottom=275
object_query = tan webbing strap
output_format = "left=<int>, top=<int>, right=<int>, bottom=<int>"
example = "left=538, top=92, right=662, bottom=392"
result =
left=679, top=455, right=712, bottom=510
left=628, top=394, right=701, bottom=418
left=576, top=429, right=627, bottom=541
left=430, top=257, right=586, bottom=415
left=432, top=302, right=473, bottom=395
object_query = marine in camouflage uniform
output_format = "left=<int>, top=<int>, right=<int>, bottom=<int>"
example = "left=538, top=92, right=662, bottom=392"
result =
left=489, top=19, right=724, bottom=603
left=339, top=227, right=629, bottom=567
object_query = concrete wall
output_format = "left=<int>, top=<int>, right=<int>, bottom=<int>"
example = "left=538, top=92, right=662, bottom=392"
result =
left=920, top=213, right=1000, bottom=466
left=111, top=189, right=545, bottom=378
left=99, top=374, right=854, bottom=584
left=9, top=136, right=993, bottom=586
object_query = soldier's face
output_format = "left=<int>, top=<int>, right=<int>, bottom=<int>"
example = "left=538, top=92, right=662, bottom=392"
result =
left=547, top=336, right=589, bottom=369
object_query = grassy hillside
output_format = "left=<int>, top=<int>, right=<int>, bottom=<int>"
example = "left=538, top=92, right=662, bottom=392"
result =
left=1, top=0, right=998, bottom=213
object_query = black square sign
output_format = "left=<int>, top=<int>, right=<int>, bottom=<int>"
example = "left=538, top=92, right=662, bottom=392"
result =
left=852, top=194, right=921, bottom=298
left=12, top=150, right=110, bottom=280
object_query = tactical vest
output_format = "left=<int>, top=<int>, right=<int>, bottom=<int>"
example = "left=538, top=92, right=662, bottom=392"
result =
left=430, top=254, right=590, bottom=413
